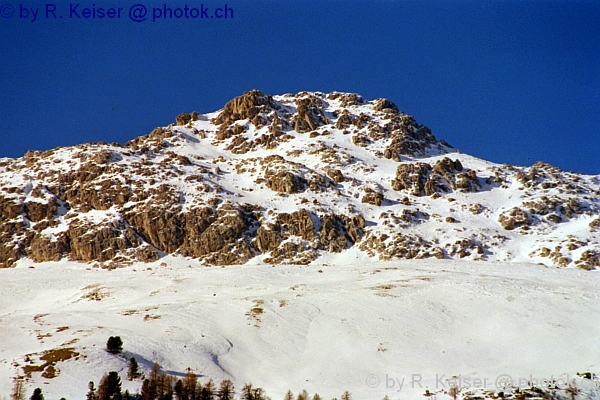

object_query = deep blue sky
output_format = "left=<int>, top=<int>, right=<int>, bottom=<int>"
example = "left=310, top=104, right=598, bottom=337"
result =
left=1, top=0, right=598, bottom=174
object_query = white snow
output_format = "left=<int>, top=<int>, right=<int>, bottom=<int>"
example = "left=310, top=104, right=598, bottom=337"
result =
left=0, top=257, right=598, bottom=399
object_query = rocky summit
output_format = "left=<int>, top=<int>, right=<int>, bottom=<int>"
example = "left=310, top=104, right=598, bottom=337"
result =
left=1, top=90, right=599, bottom=269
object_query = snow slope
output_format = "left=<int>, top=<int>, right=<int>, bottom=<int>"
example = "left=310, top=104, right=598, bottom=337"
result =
left=0, top=255, right=598, bottom=399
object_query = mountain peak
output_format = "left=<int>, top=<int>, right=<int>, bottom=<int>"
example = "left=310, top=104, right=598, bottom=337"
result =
left=0, top=90, right=598, bottom=270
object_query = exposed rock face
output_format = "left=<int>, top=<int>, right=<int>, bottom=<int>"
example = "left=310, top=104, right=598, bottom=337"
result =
left=257, top=209, right=365, bottom=265
left=335, top=110, right=354, bottom=130
left=176, top=112, right=192, bottom=126
left=0, top=196, right=26, bottom=267
left=359, top=231, right=443, bottom=261
left=327, top=92, right=365, bottom=107
left=178, top=203, right=259, bottom=265
left=0, top=89, right=598, bottom=270
left=361, top=188, right=384, bottom=206
left=391, top=157, right=480, bottom=196
left=212, top=89, right=279, bottom=128
left=67, top=216, right=149, bottom=263
left=265, top=170, right=306, bottom=194
left=292, top=95, right=329, bottom=133
left=391, top=163, right=432, bottom=196
left=373, top=98, right=399, bottom=113
left=498, top=207, right=531, bottom=231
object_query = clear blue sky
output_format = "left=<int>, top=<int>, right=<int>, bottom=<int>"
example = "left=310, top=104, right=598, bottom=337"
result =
left=1, top=0, right=598, bottom=173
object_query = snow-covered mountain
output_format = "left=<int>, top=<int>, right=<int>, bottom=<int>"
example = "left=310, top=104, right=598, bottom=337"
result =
left=0, top=90, right=599, bottom=399
left=1, top=89, right=599, bottom=270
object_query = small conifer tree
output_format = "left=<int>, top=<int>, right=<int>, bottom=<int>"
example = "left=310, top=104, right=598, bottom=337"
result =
left=252, top=387, right=265, bottom=400
left=175, top=379, right=186, bottom=400
left=98, top=371, right=123, bottom=400
left=106, top=336, right=123, bottom=354
left=183, top=369, right=198, bottom=400
left=201, top=379, right=215, bottom=400
left=218, top=379, right=235, bottom=400
left=29, top=389, right=44, bottom=400
left=241, top=384, right=254, bottom=400
left=87, top=381, right=97, bottom=400
left=127, top=358, right=140, bottom=380
left=296, top=390, right=308, bottom=400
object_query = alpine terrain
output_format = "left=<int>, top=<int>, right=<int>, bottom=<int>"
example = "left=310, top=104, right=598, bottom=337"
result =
left=0, top=90, right=599, bottom=399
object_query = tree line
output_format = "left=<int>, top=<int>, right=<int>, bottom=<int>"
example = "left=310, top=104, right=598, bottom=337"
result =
left=9, top=337, right=357, bottom=400
left=10, top=362, right=355, bottom=400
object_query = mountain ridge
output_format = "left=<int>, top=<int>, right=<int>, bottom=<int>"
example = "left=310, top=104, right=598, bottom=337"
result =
left=1, top=89, right=599, bottom=270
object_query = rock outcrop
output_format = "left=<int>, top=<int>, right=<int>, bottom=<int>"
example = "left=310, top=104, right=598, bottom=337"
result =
left=391, top=157, right=481, bottom=196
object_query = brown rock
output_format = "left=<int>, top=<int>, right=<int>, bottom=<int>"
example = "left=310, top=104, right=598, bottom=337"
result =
left=498, top=207, right=531, bottom=231
left=361, top=189, right=384, bottom=206
left=335, top=110, right=354, bottom=130
left=324, top=167, right=345, bottom=184
left=391, top=163, right=432, bottom=196
left=25, top=197, right=59, bottom=223
left=277, top=209, right=315, bottom=241
left=373, top=98, right=399, bottom=113
left=265, top=169, right=307, bottom=194
left=254, top=226, right=281, bottom=253
left=212, top=89, right=279, bottom=127
left=176, top=112, right=191, bottom=126
left=327, top=92, right=364, bottom=107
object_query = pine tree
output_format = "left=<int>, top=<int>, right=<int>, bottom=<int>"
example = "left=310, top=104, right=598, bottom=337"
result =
left=218, top=379, right=235, bottom=400
left=141, top=379, right=156, bottom=400
left=11, top=379, right=25, bottom=400
left=312, top=394, right=321, bottom=400
left=98, top=372, right=123, bottom=400
left=155, top=373, right=166, bottom=400
left=283, top=390, right=294, bottom=400
left=241, top=384, right=254, bottom=400
left=128, top=358, right=141, bottom=380
left=175, top=380, right=186, bottom=400
left=150, top=363, right=161, bottom=382
left=340, top=392, right=351, bottom=400
left=143, top=363, right=161, bottom=400
left=252, top=387, right=265, bottom=400
left=106, top=336, right=124, bottom=354
left=201, top=379, right=214, bottom=400
left=296, top=390, right=308, bottom=400
left=87, top=381, right=97, bottom=400
left=163, top=375, right=175, bottom=400
left=29, top=389, right=44, bottom=400
left=183, top=369, right=198, bottom=400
